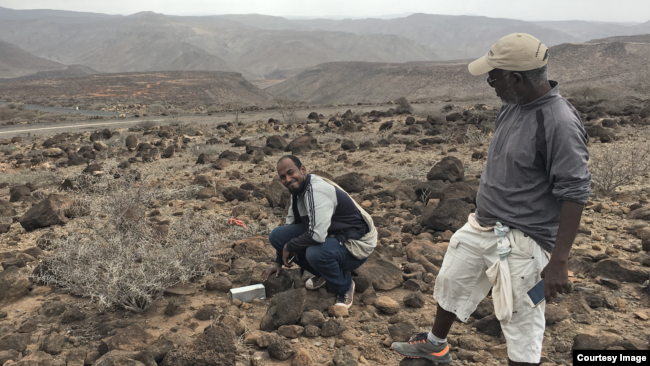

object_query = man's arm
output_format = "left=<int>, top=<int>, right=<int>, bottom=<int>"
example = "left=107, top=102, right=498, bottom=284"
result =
left=541, top=200, right=584, bottom=300
left=284, top=184, right=335, bottom=253
left=542, top=105, right=591, bottom=300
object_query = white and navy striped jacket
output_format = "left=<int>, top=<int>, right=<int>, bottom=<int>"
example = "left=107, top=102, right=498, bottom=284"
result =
left=282, top=174, right=369, bottom=257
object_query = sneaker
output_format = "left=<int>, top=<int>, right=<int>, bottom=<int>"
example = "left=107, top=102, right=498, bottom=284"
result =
left=391, top=332, right=452, bottom=364
left=305, top=276, right=326, bottom=290
left=334, top=280, right=355, bottom=309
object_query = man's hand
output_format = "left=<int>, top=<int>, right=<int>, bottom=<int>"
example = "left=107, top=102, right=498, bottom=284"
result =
left=540, top=258, right=571, bottom=301
left=282, top=244, right=296, bottom=268
left=261, top=262, right=282, bottom=282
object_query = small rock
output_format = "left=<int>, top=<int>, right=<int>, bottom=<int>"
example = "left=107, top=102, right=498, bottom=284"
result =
left=374, top=296, right=400, bottom=314
left=321, top=319, right=346, bottom=337
left=267, top=336, right=294, bottom=360
left=292, top=348, right=312, bottom=366
left=403, top=291, right=425, bottom=308
left=388, top=322, right=418, bottom=342
left=328, top=305, right=349, bottom=318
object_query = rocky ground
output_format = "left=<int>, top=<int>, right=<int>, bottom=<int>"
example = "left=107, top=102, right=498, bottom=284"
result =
left=0, top=99, right=650, bottom=366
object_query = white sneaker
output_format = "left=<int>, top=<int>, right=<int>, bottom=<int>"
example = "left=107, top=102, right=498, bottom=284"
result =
left=305, top=276, right=326, bottom=290
left=334, top=280, right=355, bottom=309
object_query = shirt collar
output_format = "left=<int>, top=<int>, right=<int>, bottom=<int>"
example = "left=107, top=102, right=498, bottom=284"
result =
left=519, top=80, right=561, bottom=111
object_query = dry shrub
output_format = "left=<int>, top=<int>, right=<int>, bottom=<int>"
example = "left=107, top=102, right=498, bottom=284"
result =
left=148, top=104, right=165, bottom=114
left=463, top=126, right=488, bottom=145
left=589, top=142, right=650, bottom=195
left=274, top=97, right=302, bottom=124
left=395, top=97, right=412, bottom=113
left=35, top=160, right=263, bottom=312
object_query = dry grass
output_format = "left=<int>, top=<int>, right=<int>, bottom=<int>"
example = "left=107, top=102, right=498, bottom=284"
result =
left=589, top=142, right=650, bottom=196
left=35, top=159, right=267, bottom=312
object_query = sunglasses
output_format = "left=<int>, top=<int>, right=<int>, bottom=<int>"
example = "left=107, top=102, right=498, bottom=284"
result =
left=487, top=72, right=510, bottom=87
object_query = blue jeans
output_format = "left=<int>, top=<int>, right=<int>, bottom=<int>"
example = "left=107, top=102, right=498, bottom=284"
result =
left=269, top=224, right=367, bottom=294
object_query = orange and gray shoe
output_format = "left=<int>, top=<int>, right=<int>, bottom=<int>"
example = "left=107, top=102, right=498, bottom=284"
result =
left=391, top=333, right=453, bottom=364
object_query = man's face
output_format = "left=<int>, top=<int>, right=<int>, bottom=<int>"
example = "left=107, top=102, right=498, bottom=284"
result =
left=277, top=158, right=307, bottom=195
left=488, top=69, right=521, bottom=105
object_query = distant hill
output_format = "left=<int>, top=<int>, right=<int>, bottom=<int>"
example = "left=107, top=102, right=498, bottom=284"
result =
left=586, top=34, right=650, bottom=43
left=0, top=71, right=275, bottom=107
left=0, top=9, right=439, bottom=80
left=0, top=40, right=66, bottom=78
left=266, top=61, right=483, bottom=105
left=267, top=40, right=650, bottom=104
left=0, top=65, right=99, bottom=83
left=289, top=14, right=580, bottom=60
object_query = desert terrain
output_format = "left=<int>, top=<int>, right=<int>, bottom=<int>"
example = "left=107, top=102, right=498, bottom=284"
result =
left=0, top=4, right=650, bottom=366
left=0, top=88, right=649, bottom=366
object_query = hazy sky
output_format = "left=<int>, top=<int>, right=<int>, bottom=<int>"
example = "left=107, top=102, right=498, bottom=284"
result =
left=1, top=0, right=649, bottom=23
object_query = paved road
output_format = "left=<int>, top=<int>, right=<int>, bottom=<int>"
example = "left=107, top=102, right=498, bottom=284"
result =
left=0, top=105, right=384, bottom=138
left=0, top=102, right=131, bottom=118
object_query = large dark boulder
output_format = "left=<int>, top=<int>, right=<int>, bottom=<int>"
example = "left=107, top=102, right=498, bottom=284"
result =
left=442, top=182, right=477, bottom=204
left=285, top=135, right=318, bottom=155
left=412, top=180, right=447, bottom=202
left=262, top=270, right=295, bottom=298
left=341, top=140, right=357, bottom=151
left=592, top=258, right=650, bottom=283
left=354, top=251, right=404, bottom=290
left=19, top=195, right=72, bottom=231
left=0, top=266, right=30, bottom=306
left=427, top=156, right=464, bottom=182
left=9, top=186, right=30, bottom=202
left=419, top=199, right=471, bottom=232
left=259, top=288, right=306, bottom=331
left=265, top=181, right=290, bottom=208
left=266, top=135, right=288, bottom=150
left=333, top=172, right=365, bottom=193
left=222, top=187, right=250, bottom=202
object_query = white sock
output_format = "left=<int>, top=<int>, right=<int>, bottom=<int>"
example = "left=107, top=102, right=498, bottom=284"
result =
left=428, top=331, right=447, bottom=344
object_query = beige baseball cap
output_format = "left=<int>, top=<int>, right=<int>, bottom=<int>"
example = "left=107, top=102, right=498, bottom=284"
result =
left=468, top=33, right=549, bottom=76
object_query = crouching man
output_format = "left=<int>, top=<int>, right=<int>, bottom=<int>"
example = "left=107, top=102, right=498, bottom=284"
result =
left=391, top=33, right=591, bottom=365
left=261, top=155, right=376, bottom=308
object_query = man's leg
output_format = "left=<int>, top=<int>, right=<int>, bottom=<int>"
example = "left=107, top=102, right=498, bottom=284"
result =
left=391, top=223, right=492, bottom=364
left=500, top=230, right=548, bottom=366
left=268, top=224, right=315, bottom=269
left=304, top=238, right=358, bottom=294
left=431, top=304, right=457, bottom=339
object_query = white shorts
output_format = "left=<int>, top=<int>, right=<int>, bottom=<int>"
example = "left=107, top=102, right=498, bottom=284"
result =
left=433, top=222, right=549, bottom=363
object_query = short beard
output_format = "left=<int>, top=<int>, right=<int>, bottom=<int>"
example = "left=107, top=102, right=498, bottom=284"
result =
left=500, top=85, right=522, bottom=105
left=287, top=180, right=306, bottom=195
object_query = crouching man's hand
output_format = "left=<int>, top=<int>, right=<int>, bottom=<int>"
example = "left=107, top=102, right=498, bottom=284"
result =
left=261, top=262, right=282, bottom=282
left=282, top=244, right=296, bottom=268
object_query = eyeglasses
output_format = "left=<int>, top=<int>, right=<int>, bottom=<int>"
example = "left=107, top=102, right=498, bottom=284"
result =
left=486, top=72, right=510, bottom=87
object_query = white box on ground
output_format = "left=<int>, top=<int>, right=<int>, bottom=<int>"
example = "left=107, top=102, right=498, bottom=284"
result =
left=229, top=284, right=266, bottom=303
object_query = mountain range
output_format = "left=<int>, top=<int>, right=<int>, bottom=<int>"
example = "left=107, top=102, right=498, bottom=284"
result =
left=0, top=6, right=649, bottom=81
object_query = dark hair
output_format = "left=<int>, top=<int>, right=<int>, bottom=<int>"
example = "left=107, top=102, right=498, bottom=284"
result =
left=277, top=155, right=302, bottom=169
left=518, top=65, right=548, bottom=85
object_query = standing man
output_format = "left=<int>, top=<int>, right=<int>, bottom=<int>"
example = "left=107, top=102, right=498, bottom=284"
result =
left=392, top=33, right=591, bottom=365
left=261, top=155, right=377, bottom=309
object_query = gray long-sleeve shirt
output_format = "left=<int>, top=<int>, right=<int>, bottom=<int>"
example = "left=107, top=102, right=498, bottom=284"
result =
left=474, top=81, right=591, bottom=253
